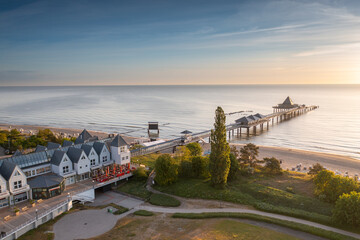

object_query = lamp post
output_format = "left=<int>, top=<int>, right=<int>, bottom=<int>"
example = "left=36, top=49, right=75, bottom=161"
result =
left=35, top=209, right=38, bottom=220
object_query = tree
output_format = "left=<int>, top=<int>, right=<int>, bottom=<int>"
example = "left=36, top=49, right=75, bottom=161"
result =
left=175, top=146, right=191, bottom=162
left=186, top=142, right=202, bottom=156
left=154, top=154, right=178, bottom=185
left=263, top=157, right=282, bottom=174
left=314, top=170, right=360, bottom=203
left=333, top=191, right=360, bottom=227
left=192, top=156, right=209, bottom=178
left=308, top=163, right=325, bottom=175
left=133, top=167, right=149, bottom=181
left=179, top=160, right=193, bottom=178
left=239, top=143, right=260, bottom=167
left=209, top=106, right=230, bottom=188
left=227, top=153, right=239, bottom=181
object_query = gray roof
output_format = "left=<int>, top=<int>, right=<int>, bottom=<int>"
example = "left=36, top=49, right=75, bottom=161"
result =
left=181, top=130, right=192, bottom=134
left=62, top=140, right=74, bottom=147
left=93, top=142, right=105, bottom=155
left=78, top=129, right=93, bottom=141
left=67, top=147, right=84, bottom=163
left=235, top=116, right=252, bottom=124
left=248, top=115, right=261, bottom=121
left=28, top=174, right=63, bottom=188
left=283, top=96, right=294, bottom=106
left=50, top=150, right=67, bottom=166
left=47, top=142, right=61, bottom=150
left=254, top=113, right=266, bottom=119
left=35, top=145, right=47, bottom=152
left=0, top=160, right=17, bottom=181
left=110, top=135, right=128, bottom=147
left=74, top=138, right=84, bottom=145
left=81, top=144, right=93, bottom=156
left=13, top=150, right=22, bottom=156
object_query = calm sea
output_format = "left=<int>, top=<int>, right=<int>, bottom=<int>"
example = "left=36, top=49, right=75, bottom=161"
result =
left=0, top=85, right=359, bottom=159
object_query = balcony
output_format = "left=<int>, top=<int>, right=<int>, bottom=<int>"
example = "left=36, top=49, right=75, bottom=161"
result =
left=12, top=185, right=30, bottom=195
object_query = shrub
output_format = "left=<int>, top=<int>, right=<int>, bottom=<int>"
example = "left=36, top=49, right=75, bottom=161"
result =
left=186, top=142, right=202, bottom=156
left=314, top=170, right=359, bottom=203
left=333, top=191, right=360, bottom=227
left=154, top=154, right=178, bottom=186
left=285, top=187, right=294, bottom=194
left=263, top=157, right=282, bottom=174
left=133, top=167, right=149, bottom=181
left=134, top=210, right=154, bottom=216
left=179, top=160, right=193, bottom=178
left=149, top=193, right=181, bottom=207
left=308, top=163, right=325, bottom=175
left=227, top=153, right=239, bottom=181
left=192, top=156, right=209, bottom=178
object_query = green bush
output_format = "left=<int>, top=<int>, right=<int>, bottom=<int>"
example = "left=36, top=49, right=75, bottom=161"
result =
left=263, top=157, right=282, bottom=175
left=179, top=160, right=193, bottom=178
left=191, top=156, right=209, bottom=178
left=149, top=193, right=181, bottom=207
left=227, top=153, right=239, bottom=181
left=186, top=142, right=202, bottom=156
left=133, top=167, right=149, bottom=181
left=154, top=154, right=178, bottom=185
left=113, top=206, right=129, bottom=215
left=333, top=191, right=360, bottom=227
left=134, top=210, right=154, bottom=216
left=308, top=163, right=325, bottom=175
left=314, top=170, right=359, bottom=203
left=285, top=186, right=294, bottom=194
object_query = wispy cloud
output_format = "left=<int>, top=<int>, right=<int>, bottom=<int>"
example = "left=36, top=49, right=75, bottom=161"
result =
left=295, top=42, right=360, bottom=57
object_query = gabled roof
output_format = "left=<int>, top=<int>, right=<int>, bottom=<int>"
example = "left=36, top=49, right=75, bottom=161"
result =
left=81, top=144, right=94, bottom=156
left=13, top=150, right=22, bottom=156
left=0, top=160, right=18, bottom=181
left=93, top=142, right=106, bottom=155
left=248, top=115, right=260, bottom=121
left=74, top=138, right=85, bottom=145
left=28, top=174, right=63, bottom=188
left=35, top=145, right=47, bottom=152
left=110, top=135, right=128, bottom=147
left=67, top=147, right=85, bottom=163
left=62, top=140, right=74, bottom=147
left=47, top=142, right=61, bottom=150
left=78, top=129, right=93, bottom=141
left=181, top=130, right=192, bottom=134
left=50, top=150, right=67, bottom=166
left=254, top=113, right=266, bottom=119
left=235, top=116, right=252, bottom=124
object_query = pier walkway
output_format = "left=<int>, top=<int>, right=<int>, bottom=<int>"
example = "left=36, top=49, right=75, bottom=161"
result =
left=131, top=103, right=318, bottom=157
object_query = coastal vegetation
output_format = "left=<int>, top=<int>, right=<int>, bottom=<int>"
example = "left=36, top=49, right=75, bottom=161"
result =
left=0, top=128, right=75, bottom=154
left=149, top=193, right=181, bottom=207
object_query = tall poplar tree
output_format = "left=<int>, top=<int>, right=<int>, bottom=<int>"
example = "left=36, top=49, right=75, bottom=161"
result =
left=209, top=106, right=230, bottom=187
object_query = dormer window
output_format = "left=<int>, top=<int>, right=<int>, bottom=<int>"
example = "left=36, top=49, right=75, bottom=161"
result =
left=14, top=181, right=22, bottom=189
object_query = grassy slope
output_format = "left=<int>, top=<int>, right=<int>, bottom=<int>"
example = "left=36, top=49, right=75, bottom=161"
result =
left=153, top=172, right=333, bottom=224
left=172, top=212, right=358, bottom=240
left=149, top=193, right=181, bottom=207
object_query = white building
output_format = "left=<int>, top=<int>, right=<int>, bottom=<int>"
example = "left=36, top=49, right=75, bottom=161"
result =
left=110, top=135, right=130, bottom=165
left=81, top=144, right=100, bottom=170
left=51, top=150, right=76, bottom=186
left=67, top=147, right=91, bottom=181
left=93, top=141, right=111, bottom=166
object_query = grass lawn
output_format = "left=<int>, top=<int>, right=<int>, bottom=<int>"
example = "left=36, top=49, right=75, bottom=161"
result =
left=153, top=171, right=334, bottom=224
left=89, top=215, right=301, bottom=240
left=116, top=179, right=152, bottom=200
left=131, top=153, right=161, bottom=169
left=149, top=193, right=181, bottom=207
left=172, top=212, right=358, bottom=240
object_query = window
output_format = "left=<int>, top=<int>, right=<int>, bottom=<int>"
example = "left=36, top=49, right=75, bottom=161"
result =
left=64, top=158, right=68, bottom=162
left=102, top=156, right=107, bottom=162
left=126, top=156, right=129, bottom=159
left=14, top=181, right=22, bottom=189
left=90, top=159, right=96, bottom=166
left=14, top=170, right=20, bottom=176
left=91, top=152, right=94, bottom=156
left=63, top=166, right=69, bottom=174
left=0, top=185, right=2, bottom=193
left=120, top=147, right=125, bottom=152
left=81, top=156, right=86, bottom=160
left=80, top=166, right=82, bottom=169
left=24, top=171, right=31, bottom=177
left=122, top=157, right=125, bottom=160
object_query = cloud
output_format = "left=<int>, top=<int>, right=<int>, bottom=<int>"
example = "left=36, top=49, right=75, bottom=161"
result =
left=295, top=42, right=360, bottom=57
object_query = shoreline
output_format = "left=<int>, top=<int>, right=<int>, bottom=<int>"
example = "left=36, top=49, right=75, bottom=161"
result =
left=231, top=143, right=360, bottom=177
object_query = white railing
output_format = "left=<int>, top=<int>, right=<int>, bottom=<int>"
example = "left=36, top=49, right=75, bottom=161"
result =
left=2, top=199, right=69, bottom=239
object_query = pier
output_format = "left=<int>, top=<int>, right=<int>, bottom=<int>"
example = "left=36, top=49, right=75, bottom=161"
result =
left=131, top=97, right=318, bottom=156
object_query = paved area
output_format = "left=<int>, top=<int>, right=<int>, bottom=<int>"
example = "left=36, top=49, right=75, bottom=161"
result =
left=53, top=208, right=136, bottom=240
left=89, top=191, right=144, bottom=209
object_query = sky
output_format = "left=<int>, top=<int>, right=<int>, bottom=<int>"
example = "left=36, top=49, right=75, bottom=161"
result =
left=0, top=0, right=360, bottom=86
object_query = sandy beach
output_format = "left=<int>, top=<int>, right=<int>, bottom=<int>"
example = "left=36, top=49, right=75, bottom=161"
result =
left=231, top=143, right=360, bottom=177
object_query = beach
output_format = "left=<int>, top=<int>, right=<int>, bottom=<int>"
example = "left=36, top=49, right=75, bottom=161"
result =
left=231, top=144, right=360, bottom=177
